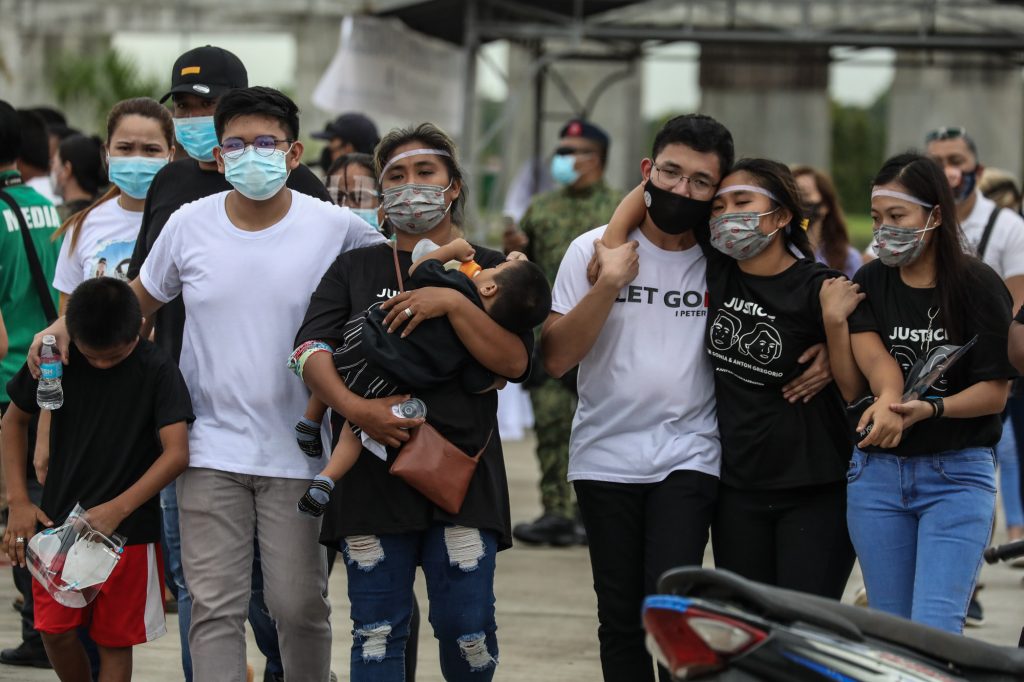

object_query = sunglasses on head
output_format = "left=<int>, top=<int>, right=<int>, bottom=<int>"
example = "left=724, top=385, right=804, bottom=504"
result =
left=925, top=126, right=967, bottom=143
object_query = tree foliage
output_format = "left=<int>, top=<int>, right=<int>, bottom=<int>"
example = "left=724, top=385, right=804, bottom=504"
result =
left=49, top=48, right=162, bottom=135
left=831, top=92, right=888, bottom=216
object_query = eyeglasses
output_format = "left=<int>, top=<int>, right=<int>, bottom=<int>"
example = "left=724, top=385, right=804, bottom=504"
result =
left=220, top=136, right=294, bottom=159
left=652, top=164, right=715, bottom=197
left=925, top=126, right=967, bottom=143
left=329, top=187, right=379, bottom=208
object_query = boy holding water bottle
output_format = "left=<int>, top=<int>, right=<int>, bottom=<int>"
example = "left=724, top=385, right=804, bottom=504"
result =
left=1, top=278, right=192, bottom=679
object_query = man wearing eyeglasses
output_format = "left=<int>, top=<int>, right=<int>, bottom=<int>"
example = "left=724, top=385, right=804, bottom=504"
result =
left=540, top=114, right=729, bottom=680
left=123, top=46, right=333, bottom=682
left=510, top=119, right=620, bottom=547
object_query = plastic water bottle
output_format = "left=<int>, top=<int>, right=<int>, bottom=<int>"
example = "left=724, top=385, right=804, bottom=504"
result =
left=37, top=335, right=64, bottom=410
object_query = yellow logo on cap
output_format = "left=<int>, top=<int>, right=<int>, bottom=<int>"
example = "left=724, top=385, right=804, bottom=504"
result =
left=181, top=66, right=201, bottom=76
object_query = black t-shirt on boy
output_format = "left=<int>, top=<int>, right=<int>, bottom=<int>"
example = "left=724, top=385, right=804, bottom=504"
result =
left=6, top=341, right=194, bottom=544
left=127, top=159, right=331, bottom=363
left=295, top=242, right=532, bottom=551
left=848, top=258, right=1014, bottom=456
left=704, top=250, right=852, bottom=489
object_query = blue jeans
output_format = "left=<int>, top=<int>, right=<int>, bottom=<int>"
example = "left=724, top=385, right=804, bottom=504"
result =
left=161, top=482, right=284, bottom=680
left=995, top=416, right=1024, bottom=528
left=343, top=524, right=499, bottom=682
left=846, top=447, right=996, bottom=633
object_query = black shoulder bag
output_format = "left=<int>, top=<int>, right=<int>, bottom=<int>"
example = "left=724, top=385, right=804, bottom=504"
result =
left=0, top=189, right=59, bottom=323
left=976, top=207, right=1003, bottom=261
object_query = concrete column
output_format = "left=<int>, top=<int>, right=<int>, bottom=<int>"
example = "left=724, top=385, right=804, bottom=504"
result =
left=293, top=17, right=343, bottom=143
left=886, top=50, right=1023, bottom=177
left=699, top=44, right=831, bottom=170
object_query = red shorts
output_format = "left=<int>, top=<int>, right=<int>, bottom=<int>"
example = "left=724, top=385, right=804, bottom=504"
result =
left=33, top=542, right=166, bottom=648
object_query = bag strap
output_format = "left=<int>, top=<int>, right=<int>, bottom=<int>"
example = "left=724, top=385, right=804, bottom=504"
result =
left=977, top=207, right=1002, bottom=261
left=471, top=430, right=494, bottom=461
left=0, top=189, right=58, bottom=322
left=392, top=240, right=406, bottom=294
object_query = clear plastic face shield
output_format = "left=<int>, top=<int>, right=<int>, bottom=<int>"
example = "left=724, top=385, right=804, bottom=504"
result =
left=27, top=504, right=126, bottom=608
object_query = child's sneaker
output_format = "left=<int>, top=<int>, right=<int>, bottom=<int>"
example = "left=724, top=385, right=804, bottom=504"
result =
left=295, top=417, right=323, bottom=458
left=297, top=476, right=335, bottom=517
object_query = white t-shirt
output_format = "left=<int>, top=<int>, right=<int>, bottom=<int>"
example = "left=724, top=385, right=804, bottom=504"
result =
left=551, top=226, right=720, bottom=484
left=140, top=190, right=385, bottom=479
left=53, top=198, right=142, bottom=294
left=961, top=191, right=1024, bottom=280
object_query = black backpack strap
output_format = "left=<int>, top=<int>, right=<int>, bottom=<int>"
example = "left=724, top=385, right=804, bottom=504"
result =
left=977, top=206, right=1003, bottom=261
left=0, top=190, right=58, bottom=322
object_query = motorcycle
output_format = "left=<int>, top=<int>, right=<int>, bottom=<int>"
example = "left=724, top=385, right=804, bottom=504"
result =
left=642, top=539, right=1024, bottom=681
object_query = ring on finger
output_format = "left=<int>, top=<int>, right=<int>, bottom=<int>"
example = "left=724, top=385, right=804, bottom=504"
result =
left=404, top=307, right=414, bottom=319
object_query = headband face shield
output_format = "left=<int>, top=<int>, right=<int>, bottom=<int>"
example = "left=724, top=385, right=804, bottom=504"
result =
left=870, top=189, right=938, bottom=267
left=709, top=184, right=783, bottom=260
left=26, top=504, right=125, bottom=608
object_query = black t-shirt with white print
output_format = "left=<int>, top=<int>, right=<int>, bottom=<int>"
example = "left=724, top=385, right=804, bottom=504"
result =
left=6, top=341, right=194, bottom=544
left=705, top=251, right=852, bottom=489
left=848, top=258, right=1013, bottom=457
left=295, top=242, right=532, bottom=551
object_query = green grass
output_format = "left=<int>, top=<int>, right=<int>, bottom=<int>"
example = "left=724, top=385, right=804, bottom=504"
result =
left=846, top=214, right=874, bottom=250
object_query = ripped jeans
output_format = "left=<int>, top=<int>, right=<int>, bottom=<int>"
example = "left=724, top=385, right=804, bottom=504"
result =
left=342, top=524, right=498, bottom=682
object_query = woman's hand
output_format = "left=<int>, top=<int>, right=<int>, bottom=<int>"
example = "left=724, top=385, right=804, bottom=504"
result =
left=506, top=251, right=528, bottom=263
left=819, top=277, right=864, bottom=326
left=781, top=344, right=832, bottom=403
left=4, top=501, right=52, bottom=567
left=27, top=317, right=70, bottom=378
left=83, top=501, right=128, bottom=538
left=347, top=394, right=424, bottom=448
left=857, top=397, right=904, bottom=449
left=889, top=399, right=935, bottom=431
left=381, top=287, right=462, bottom=337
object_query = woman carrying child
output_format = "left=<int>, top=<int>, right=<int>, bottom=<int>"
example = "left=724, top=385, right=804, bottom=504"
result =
left=293, top=123, right=535, bottom=681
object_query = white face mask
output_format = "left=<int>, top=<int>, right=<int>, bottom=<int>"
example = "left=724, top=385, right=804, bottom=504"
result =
left=60, top=533, right=121, bottom=590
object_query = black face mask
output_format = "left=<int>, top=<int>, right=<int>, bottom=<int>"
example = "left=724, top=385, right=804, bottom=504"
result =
left=802, top=202, right=823, bottom=221
left=643, top=179, right=712, bottom=235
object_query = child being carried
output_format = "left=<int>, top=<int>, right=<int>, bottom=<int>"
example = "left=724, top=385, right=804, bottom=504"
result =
left=290, top=237, right=551, bottom=516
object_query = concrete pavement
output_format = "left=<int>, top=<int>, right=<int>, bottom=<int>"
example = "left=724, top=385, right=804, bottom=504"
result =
left=0, top=434, right=1020, bottom=680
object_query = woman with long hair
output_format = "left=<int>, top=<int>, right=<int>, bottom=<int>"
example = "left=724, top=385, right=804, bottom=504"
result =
left=824, top=152, right=1013, bottom=633
left=792, top=165, right=862, bottom=278
left=51, top=98, right=174, bottom=311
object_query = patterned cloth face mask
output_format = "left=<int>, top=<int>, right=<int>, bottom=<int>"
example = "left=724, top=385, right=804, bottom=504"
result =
left=709, top=184, right=782, bottom=260
left=871, top=189, right=937, bottom=267
left=379, top=149, right=458, bottom=235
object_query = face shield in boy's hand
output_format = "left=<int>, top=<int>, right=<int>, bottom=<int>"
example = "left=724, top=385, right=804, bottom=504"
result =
left=26, top=503, right=125, bottom=608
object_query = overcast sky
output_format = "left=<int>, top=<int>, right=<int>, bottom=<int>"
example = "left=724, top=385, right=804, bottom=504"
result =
left=113, top=32, right=895, bottom=117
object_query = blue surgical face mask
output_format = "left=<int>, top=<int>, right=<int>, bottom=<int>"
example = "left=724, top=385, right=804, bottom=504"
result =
left=173, top=116, right=219, bottom=163
left=954, top=168, right=978, bottom=203
left=550, top=153, right=580, bottom=186
left=107, top=156, right=168, bottom=200
left=350, top=207, right=380, bottom=232
left=223, top=147, right=290, bottom=201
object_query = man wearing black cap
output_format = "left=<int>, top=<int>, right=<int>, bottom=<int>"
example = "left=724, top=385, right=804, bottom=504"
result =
left=312, top=112, right=380, bottom=172
left=126, top=45, right=330, bottom=682
left=511, top=118, right=620, bottom=546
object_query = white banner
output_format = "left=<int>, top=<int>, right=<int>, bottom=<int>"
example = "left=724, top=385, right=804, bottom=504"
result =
left=313, top=15, right=467, bottom=136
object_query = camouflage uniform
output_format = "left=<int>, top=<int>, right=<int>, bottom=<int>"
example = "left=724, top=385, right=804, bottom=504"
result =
left=521, top=180, right=621, bottom=519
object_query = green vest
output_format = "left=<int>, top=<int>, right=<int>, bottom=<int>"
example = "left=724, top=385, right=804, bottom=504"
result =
left=0, top=170, right=62, bottom=402
left=520, top=180, right=622, bottom=284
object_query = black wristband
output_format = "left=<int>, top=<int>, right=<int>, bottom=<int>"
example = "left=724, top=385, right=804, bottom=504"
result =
left=926, top=396, right=944, bottom=419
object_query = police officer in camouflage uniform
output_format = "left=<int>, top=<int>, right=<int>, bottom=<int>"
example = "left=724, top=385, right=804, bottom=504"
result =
left=510, top=119, right=621, bottom=546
